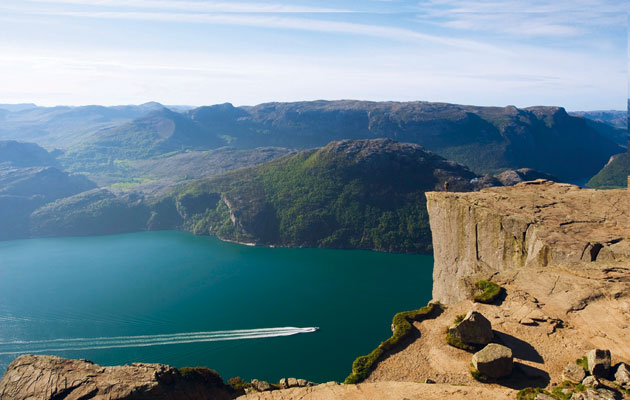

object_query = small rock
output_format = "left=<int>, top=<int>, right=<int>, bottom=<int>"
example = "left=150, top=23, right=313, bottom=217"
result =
left=297, top=379, right=307, bottom=387
left=519, top=318, right=537, bottom=326
left=472, top=343, right=513, bottom=378
left=526, top=309, right=548, bottom=321
left=287, top=377, right=298, bottom=387
left=582, top=375, right=600, bottom=388
left=278, top=378, right=289, bottom=389
left=615, top=363, right=630, bottom=387
left=448, top=311, right=493, bottom=345
left=534, top=394, right=555, bottom=400
left=425, top=378, right=435, bottom=384
left=586, top=349, right=611, bottom=378
left=253, top=380, right=271, bottom=392
left=562, top=362, right=587, bottom=383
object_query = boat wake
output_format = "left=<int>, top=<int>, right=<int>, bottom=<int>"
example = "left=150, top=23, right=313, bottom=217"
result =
left=0, top=327, right=318, bottom=355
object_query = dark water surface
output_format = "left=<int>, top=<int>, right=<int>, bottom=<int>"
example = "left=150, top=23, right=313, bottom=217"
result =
left=0, top=231, right=432, bottom=382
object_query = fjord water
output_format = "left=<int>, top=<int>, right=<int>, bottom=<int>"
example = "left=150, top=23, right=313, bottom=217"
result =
left=0, top=231, right=432, bottom=382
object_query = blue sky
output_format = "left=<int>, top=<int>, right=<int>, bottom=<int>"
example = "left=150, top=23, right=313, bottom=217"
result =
left=0, top=0, right=627, bottom=110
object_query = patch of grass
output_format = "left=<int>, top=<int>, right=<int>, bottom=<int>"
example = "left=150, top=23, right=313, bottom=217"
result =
left=472, top=280, right=502, bottom=304
left=344, top=302, right=442, bottom=384
left=550, top=381, right=587, bottom=400
left=453, top=314, right=466, bottom=325
left=516, top=387, right=553, bottom=400
left=576, top=356, right=589, bottom=372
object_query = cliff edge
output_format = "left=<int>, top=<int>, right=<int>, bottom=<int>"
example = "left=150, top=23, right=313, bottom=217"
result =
left=0, top=355, right=232, bottom=400
left=426, top=180, right=629, bottom=304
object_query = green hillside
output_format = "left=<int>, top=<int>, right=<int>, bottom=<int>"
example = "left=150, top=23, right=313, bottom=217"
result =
left=155, top=139, right=478, bottom=253
left=587, top=152, right=630, bottom=189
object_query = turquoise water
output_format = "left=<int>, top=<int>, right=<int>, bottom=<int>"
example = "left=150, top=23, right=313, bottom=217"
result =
left=0, top=231, right=433, bottom=383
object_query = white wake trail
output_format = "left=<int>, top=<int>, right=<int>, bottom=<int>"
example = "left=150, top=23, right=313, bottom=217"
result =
left=0, top=327, right=317, bottom=355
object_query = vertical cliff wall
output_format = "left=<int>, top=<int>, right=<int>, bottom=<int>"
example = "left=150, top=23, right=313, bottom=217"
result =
left=426, top=180, right=630, bottom=304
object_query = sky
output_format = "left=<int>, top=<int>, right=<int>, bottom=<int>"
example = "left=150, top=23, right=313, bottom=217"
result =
left=0, top=0, right=627, bottom=110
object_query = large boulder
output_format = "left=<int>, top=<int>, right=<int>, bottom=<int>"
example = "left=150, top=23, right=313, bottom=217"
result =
left=448, top=311, right=493, bottom=345
left=563, top=361, right=587, bottom=383
left=0, top=355, right=232, bottom=400
left=472, top=343, right=513, bottom=378
left=615, top=363, right=630, bottom=387
left=586, top=349, right=611, bottom=378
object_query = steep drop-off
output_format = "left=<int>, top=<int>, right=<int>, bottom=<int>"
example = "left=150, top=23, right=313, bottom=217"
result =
left=0, top=355, right=232, bottom=400
left=426, top=180, right=630, bottom=304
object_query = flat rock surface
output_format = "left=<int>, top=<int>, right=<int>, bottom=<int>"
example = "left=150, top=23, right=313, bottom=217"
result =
left=237, top=382, right=514, bottom=400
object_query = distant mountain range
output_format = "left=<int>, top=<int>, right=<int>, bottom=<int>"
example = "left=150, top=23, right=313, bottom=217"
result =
left=0, top=102, right=187, bottom=148
left=38, top=100, right=620, bottom=183
left=0, top=99, right=626, bottom=247
left=0, top=140, right=96, bottom=240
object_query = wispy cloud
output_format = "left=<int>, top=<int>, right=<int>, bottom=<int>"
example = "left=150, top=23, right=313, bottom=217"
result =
left=24, top=0, right=351, bottom=14
left=2, top=5, right=504, bottom=53
left=415, top=0, right=627, bottom=37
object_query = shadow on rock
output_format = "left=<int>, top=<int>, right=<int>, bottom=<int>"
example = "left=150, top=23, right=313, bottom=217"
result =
left=498, top=362, right=550, bottom=390
left=493, top=331, right=543, bottom=363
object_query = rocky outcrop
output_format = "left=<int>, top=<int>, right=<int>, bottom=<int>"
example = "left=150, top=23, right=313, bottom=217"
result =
left=494, top=168, right=557, bottom=186
left=471, top=344, right=513, bottom=378
left=426, top=180, right=630, bottom=304
left=0, top=355, right=232, bottom=400
left=447, top=311, right=493, bottom=345
left=562, top=362, right=587, bottom=383
left=368, top=181, right=629, bottom=394
left=615, top=363, right=630, bottom=387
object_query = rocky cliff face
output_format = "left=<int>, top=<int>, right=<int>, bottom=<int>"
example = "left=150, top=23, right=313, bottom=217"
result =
left=0, top=355, right=232, bottom=400
left=426, top=180, right=630, bottom=304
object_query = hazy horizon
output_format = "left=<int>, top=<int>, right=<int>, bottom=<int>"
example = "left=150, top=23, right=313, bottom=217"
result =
left=0, top=0, right=627, bottom=111
left=0, top=98, right=628, bottom=113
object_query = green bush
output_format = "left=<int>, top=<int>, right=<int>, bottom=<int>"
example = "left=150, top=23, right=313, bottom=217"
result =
left=227, top=376, right=251, bottom=394
left=178, top=367, right=224, bottom=386
left=344, top=302, right=442, bottom=384
left=518, top=381, right=588, bottom=400
left=516, top=387, right=550, bottom=400
left=473, top=280, right=502, bottom=303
